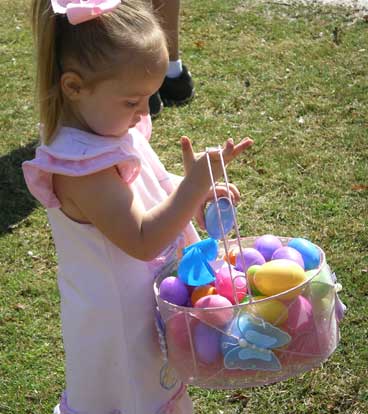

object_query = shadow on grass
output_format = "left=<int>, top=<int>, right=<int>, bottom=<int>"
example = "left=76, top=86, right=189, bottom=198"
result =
left=0, top=141, right=38, bottom=235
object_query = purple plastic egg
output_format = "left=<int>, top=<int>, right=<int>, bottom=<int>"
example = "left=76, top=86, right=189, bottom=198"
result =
left=159, top=276, right=189, bottom=306
left=193, top=322, right=221, bottom=365
left=271, top=246, right=305, bottom=269
left=253, top=234, right=283, bottom=261
left=235, top=247, right=266, bottom=273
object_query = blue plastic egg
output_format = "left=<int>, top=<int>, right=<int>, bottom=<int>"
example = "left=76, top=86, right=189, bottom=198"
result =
left=205, top=197, right=236, bottom=239
left=287, top=238, right=320, bottom=271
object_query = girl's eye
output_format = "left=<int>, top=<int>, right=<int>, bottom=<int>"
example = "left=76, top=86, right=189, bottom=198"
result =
left=126, top=101, right=138, bottom=108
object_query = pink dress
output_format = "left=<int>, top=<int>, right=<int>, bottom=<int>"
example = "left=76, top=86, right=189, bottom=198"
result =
left=22, top=116, right=198, bottom=414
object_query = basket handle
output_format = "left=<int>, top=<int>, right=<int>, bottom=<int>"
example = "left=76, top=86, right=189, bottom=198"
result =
left=205, top=147, right=254, bottom=304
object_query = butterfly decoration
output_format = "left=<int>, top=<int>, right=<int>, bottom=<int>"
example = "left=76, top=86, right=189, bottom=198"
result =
left=178, top=238, right=218, bottom=286
left=221, top=312, right=291, bottom=371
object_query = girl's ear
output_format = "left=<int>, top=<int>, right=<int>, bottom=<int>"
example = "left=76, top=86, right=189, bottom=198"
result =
left=60, top=71, right=85, bottom=102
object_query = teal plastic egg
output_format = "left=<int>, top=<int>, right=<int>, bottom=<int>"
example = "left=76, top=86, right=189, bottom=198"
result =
left=287, top=238, right=320, bottom=271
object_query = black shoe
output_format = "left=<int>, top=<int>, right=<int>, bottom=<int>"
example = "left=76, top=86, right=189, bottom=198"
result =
left=159, top=65, right=195, bottom=107
left=149, top=91, right=163, bottom=118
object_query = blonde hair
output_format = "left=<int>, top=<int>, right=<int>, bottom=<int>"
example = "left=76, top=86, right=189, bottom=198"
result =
left=31, top=0, right=167, bottom=144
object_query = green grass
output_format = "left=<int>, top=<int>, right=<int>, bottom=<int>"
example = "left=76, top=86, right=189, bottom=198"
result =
left=1, top=0, right=367, bottom=413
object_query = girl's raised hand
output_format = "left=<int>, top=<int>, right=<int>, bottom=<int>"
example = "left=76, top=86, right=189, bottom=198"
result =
left=180, top=135, right=253, bottom=183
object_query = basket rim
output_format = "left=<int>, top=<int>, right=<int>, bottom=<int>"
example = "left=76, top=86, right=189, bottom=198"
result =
left=153, top=235, right=327, bottom=310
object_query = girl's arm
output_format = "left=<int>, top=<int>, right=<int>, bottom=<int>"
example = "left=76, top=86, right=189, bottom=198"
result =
left=53, top=137, right=253, bottom=261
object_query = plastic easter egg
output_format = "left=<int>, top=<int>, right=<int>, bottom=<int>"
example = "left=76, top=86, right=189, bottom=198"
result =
left=191, top=284, right=217, bottom=305
left=312, top=296, right=333, bottom=318
left=287, top=238, right=320, bottom=271
left=193, top=322, right=222, bottom=365
left=160, top=276, right=189, bottom=306
left=246, top=296, right=288, bottom=326
left=235, top=248, right=266, bottom=273
left=215, top=266, right=247, bottom=304
left=253, top=234, right=283, bottom=261
left=271, top=246, right=305, bottom=269
left=287, top=296, right=314, bottom=333
left=205, top=197, right=236, bottom=239
left=194, top=294, right=233, bottom=327
left=245, top=265, right=263, bottom=296
left=254, top=259, right=307, bottom=297
left=282, top=330, right=322, bottom=364
left=241, top=295, right=252, bottom=304
left=307, top=264, right=333, bottom=300
left=166, top=312, right=197, bottom=352
left=223, top=248, right=238, bottom=266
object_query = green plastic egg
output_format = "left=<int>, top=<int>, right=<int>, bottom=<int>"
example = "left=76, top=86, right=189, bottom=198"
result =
left=307, top=264, right=333, bottom=300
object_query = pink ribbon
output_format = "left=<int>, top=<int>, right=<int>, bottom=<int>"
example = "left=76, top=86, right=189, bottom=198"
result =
left=51, top=0, right=121, bottom=25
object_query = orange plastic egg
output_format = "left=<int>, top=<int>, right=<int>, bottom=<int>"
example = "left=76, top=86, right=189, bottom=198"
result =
left=223, top=248, right=238, bottom=266
left=191, top=284, right=217, bottom=305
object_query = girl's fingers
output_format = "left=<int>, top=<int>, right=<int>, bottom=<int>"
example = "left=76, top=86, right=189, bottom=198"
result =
left=201, top=183, right=241, bottom=206
left=196, top=205, right=206, bottom=229
left=207, top=137, right=253, bottom=164
left=181, top=136, right=195, bottom=174
left=212, top=184, right=240, bottom=203
left=196, top=183, right=241, bottom=230
left=227, top=137, right=253, bottom=160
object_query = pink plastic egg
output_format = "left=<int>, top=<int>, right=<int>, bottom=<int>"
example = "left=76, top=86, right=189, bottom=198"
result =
left=287, top=296, right=314, bottom=333
left=166, top=312, right=197, bottom=352
left=194, top=294, right=234, bottom=327
left=215, top=266, right=247, bottom=304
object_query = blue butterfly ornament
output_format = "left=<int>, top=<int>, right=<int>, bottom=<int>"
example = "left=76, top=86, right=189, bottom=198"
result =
left=221, top=313, right=291, bottom=371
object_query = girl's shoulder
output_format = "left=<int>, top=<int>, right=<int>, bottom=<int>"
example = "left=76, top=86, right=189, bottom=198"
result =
left=22, top=116, right=152, bottom=208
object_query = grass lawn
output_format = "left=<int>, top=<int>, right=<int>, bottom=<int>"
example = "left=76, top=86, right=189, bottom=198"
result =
left=0, top=0, right=367, bottom=413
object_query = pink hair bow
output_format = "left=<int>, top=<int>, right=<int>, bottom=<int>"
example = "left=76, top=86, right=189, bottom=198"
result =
left=51, top=0, right=121, bottom=25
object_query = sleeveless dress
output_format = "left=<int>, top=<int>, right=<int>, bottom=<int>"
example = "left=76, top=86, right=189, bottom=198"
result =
left=22, top=116, right=198, bottom=414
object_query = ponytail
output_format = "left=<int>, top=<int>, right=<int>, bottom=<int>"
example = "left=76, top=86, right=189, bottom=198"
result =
left=32, top=0, right=63, bottom=144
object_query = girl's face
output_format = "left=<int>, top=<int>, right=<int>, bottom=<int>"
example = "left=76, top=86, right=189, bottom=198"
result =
left=74, top=52, right=168, bottom=137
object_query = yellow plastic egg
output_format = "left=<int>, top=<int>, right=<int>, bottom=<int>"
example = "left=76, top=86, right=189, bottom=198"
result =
left=253, top=259, right=307, bottom=298
left=245, top=296, right=288, bottom=326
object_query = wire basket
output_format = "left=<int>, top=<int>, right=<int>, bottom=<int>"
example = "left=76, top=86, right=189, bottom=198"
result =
left=153, top=147, right=345, bottom=389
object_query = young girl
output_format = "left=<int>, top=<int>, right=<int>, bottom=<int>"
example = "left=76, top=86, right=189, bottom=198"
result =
left=23, top=1, right=253, bottom=413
